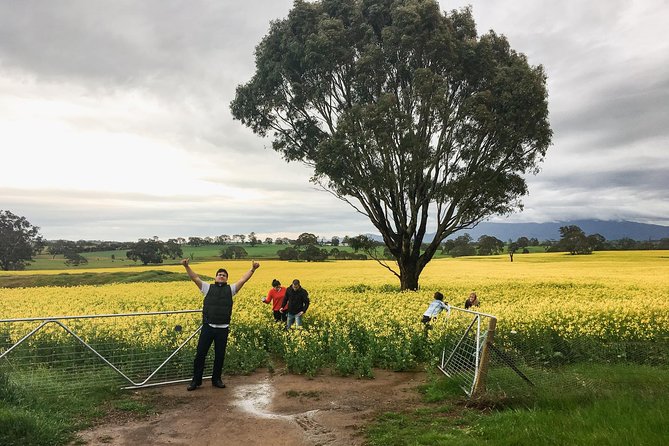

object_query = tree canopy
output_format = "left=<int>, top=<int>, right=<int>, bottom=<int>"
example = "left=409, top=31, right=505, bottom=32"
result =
left=231, top=0, right=551, bottom=289
left=64, top=251, right=88, bottom=266
left=295, top=232, right=319, bottom=247
left=477, top=235, right=504, bottom=255
left=126, top=239, right=177, bottom=265
left=220, top=245, right=249, bottom=259
left=0, top=210, right=45, bottom=271
left=551, top=225, right=607, bottom=255
left=447, top=234, right=476, bottom=257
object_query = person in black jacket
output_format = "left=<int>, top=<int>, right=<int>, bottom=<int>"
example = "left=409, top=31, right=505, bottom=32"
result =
left=464, top=291, right=480, bottom=309
left=182, top=258, right=260, bottom=391
left=280, top=279, right=310, bottom=330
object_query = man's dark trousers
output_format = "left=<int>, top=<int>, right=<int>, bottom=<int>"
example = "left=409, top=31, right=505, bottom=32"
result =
left=192, top=324, right=229, bottom=384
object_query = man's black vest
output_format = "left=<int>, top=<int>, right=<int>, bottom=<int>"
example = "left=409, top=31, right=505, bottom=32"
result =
left=202, top=283, right=233, bottom=325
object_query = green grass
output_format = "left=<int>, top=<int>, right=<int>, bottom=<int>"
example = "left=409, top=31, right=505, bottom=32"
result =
left=29, top=249, right=140, bottom=270
left=366, top=364, right=669, bottom=445
left=0, top=368, right=159, bottom=446
left=27, top=244, right=359, bottom=270
left=3, top=360, right=667, bottom=445
left=23, top=244, right=552, bottom=271
left=0, top=270, right=205, bottom=288
left=182, top=244, right=285, bottom=259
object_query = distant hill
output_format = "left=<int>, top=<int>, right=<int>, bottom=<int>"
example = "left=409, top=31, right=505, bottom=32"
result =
left=453, top=220, right=669, bottom=242
left=366, top=220, right=669, bottom=243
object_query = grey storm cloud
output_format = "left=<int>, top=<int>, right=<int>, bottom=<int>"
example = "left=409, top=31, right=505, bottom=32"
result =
left=534, top=167, right=669, bottom=194
left=1, top=0, right=669, bottom=240
left=552, top=71, right=669, bottom=151
left=0, top=1, right=287, bottom=84
left=1, top=184, right=373, bottom=240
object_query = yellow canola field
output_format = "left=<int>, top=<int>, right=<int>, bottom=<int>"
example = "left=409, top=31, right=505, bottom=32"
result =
left=1, top=251, right=668, bottom=345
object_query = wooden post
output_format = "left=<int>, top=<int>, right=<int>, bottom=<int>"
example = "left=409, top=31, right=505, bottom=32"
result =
left=472, top=316, right=497, bottom=397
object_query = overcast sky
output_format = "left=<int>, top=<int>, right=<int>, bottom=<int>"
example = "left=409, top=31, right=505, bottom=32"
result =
left=1, top=0, right=668, bottom=241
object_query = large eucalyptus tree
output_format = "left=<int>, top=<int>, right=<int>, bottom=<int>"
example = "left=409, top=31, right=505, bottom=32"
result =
left=231, top=0, right=551, bottom=290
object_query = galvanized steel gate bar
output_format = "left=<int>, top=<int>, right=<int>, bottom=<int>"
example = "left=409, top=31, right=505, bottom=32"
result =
left=0, top=310, right=204, bottom=389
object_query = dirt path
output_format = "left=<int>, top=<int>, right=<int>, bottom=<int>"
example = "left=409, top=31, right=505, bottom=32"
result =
left=74, top=369, right=427, bottom=445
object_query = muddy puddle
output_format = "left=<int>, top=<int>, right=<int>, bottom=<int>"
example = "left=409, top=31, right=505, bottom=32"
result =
left=73, top=370, right=426, bottom=446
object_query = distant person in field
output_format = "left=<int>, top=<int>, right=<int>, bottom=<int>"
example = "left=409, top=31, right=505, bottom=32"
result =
left=262, top=279, right=287, bottom=323
left=464, top=291, right=480, bottom=309
left=280, top=279, right=310, bottom=330
left=181, top=258, right=260, bottom=391
left=421, top=292, right=450, bottom=329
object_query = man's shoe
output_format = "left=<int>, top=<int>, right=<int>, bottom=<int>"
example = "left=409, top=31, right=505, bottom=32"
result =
left=187, top=380, right=200, bottom=391
left=212, top=380, right=226, bottom=388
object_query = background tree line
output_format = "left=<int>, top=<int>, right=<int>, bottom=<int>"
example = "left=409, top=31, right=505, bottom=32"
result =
left=1, top=210, right=370, bottom=269
left=3, top=209, right=669, bottom=270
left=441, top=225, right=669, bottom=259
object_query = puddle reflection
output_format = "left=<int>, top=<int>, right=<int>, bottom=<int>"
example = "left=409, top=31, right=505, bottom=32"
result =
left=233, top=379, right=291, bottom=420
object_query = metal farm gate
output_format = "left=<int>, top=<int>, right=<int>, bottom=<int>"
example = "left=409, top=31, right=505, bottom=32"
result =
left=0, top=310, right=207, bottom=395
left=437, top=307, right=533, bottom=397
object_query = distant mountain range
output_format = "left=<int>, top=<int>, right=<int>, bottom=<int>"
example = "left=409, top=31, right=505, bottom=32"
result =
left=449, top=220, right=669, bottom=242
left=366, top=220, right=669, bottom=242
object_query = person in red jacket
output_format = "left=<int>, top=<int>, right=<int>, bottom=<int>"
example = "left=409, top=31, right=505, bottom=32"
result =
left=262, top=279, right=287, bottom=323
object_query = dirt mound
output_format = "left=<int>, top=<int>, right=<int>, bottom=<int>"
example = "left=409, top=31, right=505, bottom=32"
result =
left=74, top=369, right=427, bottom=445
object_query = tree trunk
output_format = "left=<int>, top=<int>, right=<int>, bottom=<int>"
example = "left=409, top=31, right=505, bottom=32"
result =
left=398, top=258, right=421, bottom=291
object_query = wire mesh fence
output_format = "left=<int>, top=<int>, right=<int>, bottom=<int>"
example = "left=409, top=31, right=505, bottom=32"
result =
left=436, top=306, right=669, bottom=400
left=2, top=306, right=667, bottom=402
left=0, top=311, right=208, bottom=397
left=436, top=307, right=495, bottom=396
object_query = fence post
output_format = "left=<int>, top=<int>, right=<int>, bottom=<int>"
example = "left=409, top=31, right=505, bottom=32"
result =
left=472, top=316, right=496, bottom=397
